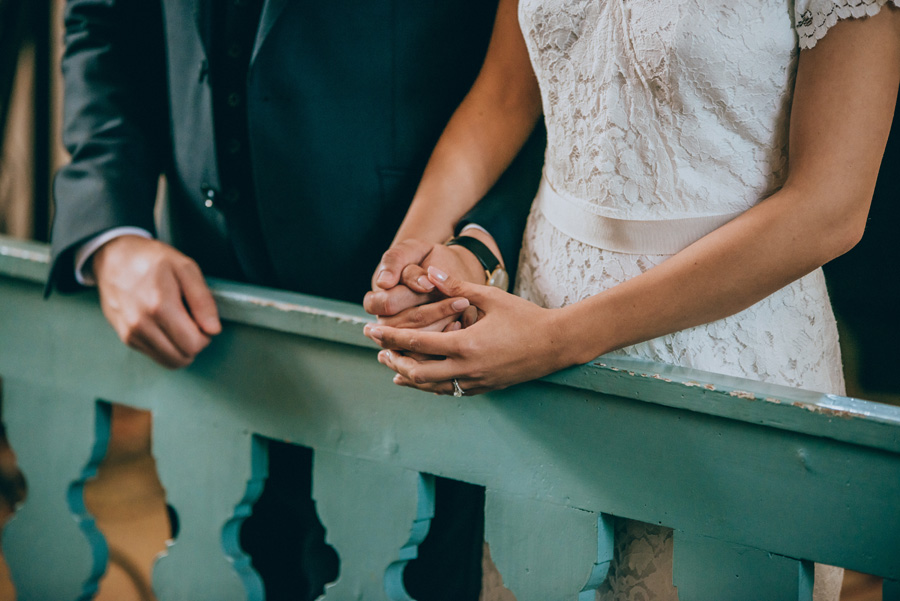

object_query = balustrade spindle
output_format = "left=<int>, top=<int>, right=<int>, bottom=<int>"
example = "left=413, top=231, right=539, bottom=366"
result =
left=2, top=235, right=899, bottom=601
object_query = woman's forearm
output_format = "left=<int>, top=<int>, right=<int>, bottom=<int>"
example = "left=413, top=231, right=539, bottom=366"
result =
left=392, top=0, right=542, bottom=245
left=365, top=6, right=900, bottom=397
left=556, top=182, right=869, bottom=364
left=556, top=9, right=900, bottom=365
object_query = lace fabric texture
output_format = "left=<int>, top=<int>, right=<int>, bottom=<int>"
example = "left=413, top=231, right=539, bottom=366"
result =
left=796, top=0, right=900, bottom=48
left=511, top=0, right=894, bottom=598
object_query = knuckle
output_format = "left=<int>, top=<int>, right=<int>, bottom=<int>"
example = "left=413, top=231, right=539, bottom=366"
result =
left=185, top=337, right=209, bottom=357
left=408, top=307, right=426, bottom=326
left=173, top=252, right=196, bottom=269
left=408, top=368, right=426, bottom=385
left=185, top=257, right=201, bottom=273
left=403, top=335, right=419, bottom=353
left=142, top=293, right=165, bottom=317
left=382, top=297, right=400, bottom=316
left=398, top=239, right=420, bottom=252
left=120, top=324, right=143, bottom=348
left=381, top=248, right=403, bottom=265
left=362, top=292, right=376, bottom=312
left=145, top=302, right=165, bottom=319
left=455, top=337, right=475, bottom=357
left=402, top=266, right=425, bottom=285
left=122, top=312, right=144, bottom=335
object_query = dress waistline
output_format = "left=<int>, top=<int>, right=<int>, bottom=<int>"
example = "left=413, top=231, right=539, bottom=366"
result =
left=535, top=176, right=743, bottom=255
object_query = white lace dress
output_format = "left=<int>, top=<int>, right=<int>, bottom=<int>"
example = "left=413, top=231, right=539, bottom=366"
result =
left=513, top=0, right=898, bottom=599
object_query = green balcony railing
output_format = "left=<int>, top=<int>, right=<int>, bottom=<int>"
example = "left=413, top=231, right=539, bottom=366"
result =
left=1, top=234, right=899, bottom=601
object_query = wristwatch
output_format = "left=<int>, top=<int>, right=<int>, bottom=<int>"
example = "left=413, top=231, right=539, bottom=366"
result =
left=445, top=236, right=509, bottom=291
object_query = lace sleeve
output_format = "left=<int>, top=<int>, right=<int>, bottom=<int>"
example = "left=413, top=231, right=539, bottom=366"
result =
left=795, top=0, right=900, bottom=49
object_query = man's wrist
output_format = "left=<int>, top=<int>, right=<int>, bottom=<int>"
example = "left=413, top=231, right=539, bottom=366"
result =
left=456, top=225, right=505, bottom=268
left=445, top=243, right=491, bottom=285
left=75, top=227, right=154, bottom=286
left=445, top=230, right=509, bottom=290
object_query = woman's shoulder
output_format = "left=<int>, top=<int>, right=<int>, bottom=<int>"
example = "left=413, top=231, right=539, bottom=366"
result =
left=795, top=0, right=900, bottom=49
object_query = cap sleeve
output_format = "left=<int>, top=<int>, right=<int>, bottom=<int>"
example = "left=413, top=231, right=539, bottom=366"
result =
left=795, top=0, right=900, bottom=49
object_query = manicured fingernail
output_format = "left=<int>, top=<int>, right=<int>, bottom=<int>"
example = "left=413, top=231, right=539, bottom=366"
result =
left=379, top=350, right=392, bottom=363
left=448, top=321, right=462, bottom=331
left=417, top=276, right=435, bottom=291
left=393, top=374, right=402, bottom=384
left=366, top=326, right=383, bottom=340
left=428, top=266, right=448, bottom=282
left=451, top=298, right=470, bottom=311
left=376, top=269, right=391, bottom=285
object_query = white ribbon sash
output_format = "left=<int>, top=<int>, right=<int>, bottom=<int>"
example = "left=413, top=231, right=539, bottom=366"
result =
left=535, top=176, right=743, bottom=255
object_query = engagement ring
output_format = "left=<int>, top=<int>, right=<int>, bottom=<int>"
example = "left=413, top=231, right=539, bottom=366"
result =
left=452, top=379, right=465, bottom=397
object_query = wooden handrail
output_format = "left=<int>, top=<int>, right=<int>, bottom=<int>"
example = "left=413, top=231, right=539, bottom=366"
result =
left=1, top=234, right=898, bottom=601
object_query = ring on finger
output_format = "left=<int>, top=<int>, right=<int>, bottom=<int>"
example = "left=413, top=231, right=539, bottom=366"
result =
left=452, top=378, right=465, bottom=397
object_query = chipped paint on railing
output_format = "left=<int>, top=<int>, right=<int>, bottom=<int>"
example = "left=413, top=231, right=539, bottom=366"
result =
left=790, top=402, right=856, bottom=419
left=684, top=381, right=716, bottom=391
left=214, top=289, right=370, bottom=326
left=3, top=233, right=900, bottom=454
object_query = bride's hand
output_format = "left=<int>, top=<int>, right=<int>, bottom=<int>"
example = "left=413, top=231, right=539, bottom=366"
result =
left=363, top=266, right=575, bottom=395
left=364, top=239, right=485, bottom=332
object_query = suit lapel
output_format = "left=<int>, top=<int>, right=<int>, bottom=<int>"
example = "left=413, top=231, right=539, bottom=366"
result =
left=251, top=0, right=290, bottom=66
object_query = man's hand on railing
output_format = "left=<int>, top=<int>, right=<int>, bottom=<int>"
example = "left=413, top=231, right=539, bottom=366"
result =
left=91, top=235, right=222, bottom=369
left=363, top=238, right=483, bottom=333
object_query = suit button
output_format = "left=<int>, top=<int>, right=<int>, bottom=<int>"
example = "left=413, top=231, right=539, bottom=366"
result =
left=201, top=183, right=217, bottom=208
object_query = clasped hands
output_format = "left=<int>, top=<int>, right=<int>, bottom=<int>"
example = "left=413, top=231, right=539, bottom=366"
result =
left=363, top=238, right=567, bottom=396
left=89, top=234, right=568, bottom=392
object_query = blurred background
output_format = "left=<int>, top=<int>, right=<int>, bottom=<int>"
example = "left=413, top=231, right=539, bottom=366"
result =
left=0, top=1, right=896, bottom=600
left=0, top=0, right=65, bottom=243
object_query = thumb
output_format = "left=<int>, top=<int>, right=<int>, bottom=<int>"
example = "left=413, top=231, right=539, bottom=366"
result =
left=426, top=266, right=491, bottom=305
left=374, top=239, right=432, bottom=289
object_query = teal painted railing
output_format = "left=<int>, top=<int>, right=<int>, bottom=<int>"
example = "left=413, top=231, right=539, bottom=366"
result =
left=1, top=234, right=899, bottom=601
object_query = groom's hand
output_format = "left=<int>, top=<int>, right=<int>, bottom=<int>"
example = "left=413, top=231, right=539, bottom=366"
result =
left=364, top=232, right=498, bottom=330
left=91, top=235, right=221, bottom=369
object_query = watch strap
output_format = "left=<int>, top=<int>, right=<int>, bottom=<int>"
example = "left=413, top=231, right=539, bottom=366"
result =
left=445, top=235, right=509, bottom=290
left=445, top=235, right=501, bottom=274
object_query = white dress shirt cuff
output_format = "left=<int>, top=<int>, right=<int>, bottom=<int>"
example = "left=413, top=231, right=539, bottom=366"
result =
left=459, top=223, right=489, bottom=237
left=74, top=227, right=154, bottom=286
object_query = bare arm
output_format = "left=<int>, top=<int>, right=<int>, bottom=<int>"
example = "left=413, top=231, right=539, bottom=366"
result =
left=363, top=0, right=542, bottom=327
left=389, top=0, right=542, bottom=246
left=366, top=7, right=900, bottom=394
left=561, top=7, right=900, bottom=362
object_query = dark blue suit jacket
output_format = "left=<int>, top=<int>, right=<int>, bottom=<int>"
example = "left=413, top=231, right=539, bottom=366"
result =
left=49, top=0, right=544, bottom=303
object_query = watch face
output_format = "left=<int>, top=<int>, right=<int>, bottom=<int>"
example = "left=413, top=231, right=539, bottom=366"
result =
left=488, top=268, right=509, bottom=291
